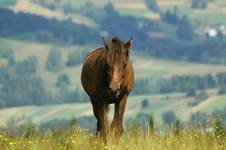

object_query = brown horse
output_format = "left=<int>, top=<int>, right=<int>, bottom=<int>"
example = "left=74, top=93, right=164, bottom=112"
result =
left=81, top=37, right=134, bottom=139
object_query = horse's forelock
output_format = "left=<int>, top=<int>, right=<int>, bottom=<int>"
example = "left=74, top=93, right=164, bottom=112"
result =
left=109, top=37, right=124, bottom=57
left=112, top=37, right=124, bottom=45
left=105, top=37, right=127, bottom=67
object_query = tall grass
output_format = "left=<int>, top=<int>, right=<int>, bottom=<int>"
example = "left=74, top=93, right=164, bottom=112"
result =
left=0, top=124, right=225, bottom=150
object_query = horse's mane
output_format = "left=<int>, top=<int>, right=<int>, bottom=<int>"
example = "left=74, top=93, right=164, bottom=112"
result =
left=85, top=37, right=124, bottom=61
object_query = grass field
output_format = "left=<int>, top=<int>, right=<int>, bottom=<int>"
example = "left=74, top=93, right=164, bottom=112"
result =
left=0, top=127, right=225, bottom=150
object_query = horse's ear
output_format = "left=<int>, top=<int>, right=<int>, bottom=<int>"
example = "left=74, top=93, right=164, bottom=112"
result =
left=124, top=37, right=133, bottom=49
left=102, top=37, right=109, bottom=50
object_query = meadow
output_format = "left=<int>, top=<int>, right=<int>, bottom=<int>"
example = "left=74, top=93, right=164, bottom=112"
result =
left=0, top=126, right=225, bottom=150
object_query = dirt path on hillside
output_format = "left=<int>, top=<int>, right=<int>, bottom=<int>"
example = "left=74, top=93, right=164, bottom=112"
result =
left=114, top=3, right=147, bottom=9
left=222, top=7, right=226, bottom=14
left=158, top=0, right=185, bottom=6
left=40, top=106, right=68, bottom=119
left=184, top=95, right=218, bottom=114
left=163, top=97, right=193, bottom=111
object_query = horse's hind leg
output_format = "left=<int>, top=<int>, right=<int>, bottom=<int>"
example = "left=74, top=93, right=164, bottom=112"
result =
left=91, top=99, right=108, bottom=140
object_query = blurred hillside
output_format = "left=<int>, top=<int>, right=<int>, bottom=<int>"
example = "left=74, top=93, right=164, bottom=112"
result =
left=0, top=0, right=226, bottom=128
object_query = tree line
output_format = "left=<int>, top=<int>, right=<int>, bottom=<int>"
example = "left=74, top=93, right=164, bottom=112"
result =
left=133, top=73, right=226, bottom=95
left=0, top=8, right=98, bottom=45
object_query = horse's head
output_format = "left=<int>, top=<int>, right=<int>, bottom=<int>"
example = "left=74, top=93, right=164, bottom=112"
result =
left=103, top=37, right=133, bottom=99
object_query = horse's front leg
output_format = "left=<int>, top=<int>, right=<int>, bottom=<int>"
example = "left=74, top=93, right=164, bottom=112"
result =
left=91, top=100, right=109, bottom=140
left=110, top=95, right=128, bottom=137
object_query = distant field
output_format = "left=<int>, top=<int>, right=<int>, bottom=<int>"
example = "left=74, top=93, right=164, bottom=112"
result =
left=9, top=0, right=95, bottom=26
left=0, top=88, right=225, bottom=126
left=158, top=0, right=226, bottom=25
left=4, top=0, right=226, bottom=25
left=0, top=38, right=88, bottom=89
left=127, top=89, right=226, bottom=122
left=1, top=37, right=226, bottom=125
left=0, top=0, right=17, bottom=7
left=133, top=54, right=226, bottom=80
left=57, top=0, right=226, bottom=25
left=203, top=94, right=226, bottom=113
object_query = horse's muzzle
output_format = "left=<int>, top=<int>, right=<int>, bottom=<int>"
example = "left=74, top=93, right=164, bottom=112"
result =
left=108, top=89, right=121, bottom=99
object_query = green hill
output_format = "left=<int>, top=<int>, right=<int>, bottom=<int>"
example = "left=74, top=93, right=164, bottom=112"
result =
left=4, top=0, right=226, bottom=25
left=1, top=38, right=226, bottom=126
left=0, top=89, right=225, bottom=126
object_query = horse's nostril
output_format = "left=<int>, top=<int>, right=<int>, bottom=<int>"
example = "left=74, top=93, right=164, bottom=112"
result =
left=108, top=87, right=113, bottom=93
left=108, top=86, right=121, bottom=98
